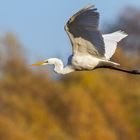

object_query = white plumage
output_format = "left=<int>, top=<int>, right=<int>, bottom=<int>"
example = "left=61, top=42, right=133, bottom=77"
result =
left=103, top=31, right=128, bottom=59
left=31, top=4, right=140, bottom=75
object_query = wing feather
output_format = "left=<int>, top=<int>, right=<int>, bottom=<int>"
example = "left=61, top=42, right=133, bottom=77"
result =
left=103, top=31, right=128, bottom=59
left=65, top=4, right=105, bottom=57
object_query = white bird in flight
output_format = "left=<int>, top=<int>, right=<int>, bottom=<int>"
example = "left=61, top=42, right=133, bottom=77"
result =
left=32, top=4, right=140, bottom=75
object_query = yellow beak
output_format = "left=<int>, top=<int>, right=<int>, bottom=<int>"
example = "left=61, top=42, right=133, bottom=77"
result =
left=31, top=61, right=45, bottom=66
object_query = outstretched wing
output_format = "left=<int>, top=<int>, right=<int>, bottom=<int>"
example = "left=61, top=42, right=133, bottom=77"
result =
left=103, top=31, right=128, bottom=59
left=65, top=4, right=105, bottom=57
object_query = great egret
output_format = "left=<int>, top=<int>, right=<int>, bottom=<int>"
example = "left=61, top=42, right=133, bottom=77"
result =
left=32, top=4, right=140, bottom=75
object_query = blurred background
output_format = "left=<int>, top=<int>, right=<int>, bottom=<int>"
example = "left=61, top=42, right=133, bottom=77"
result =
left=0, top=0, right=140, bottom=140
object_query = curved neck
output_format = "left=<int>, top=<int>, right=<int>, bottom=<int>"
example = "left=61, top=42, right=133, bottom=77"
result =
left=48, top=58, right=74, bottom=74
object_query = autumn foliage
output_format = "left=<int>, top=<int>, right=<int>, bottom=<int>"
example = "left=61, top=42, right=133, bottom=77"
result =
left=0, top=8, right=140, bottom=140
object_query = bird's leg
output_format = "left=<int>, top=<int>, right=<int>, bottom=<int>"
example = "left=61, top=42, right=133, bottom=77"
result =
left=95, top=65, right=140, bottom=75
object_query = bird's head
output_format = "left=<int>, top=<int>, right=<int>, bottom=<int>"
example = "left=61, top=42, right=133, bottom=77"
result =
left=31, top=58, right=63, bottom=67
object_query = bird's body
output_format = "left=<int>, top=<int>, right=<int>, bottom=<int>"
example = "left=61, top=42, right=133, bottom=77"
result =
left=72, top=55, right=102, bottom=70
left=32, top=4, right=140, bottom=75
left=71, top=54, right=118, bottom=70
